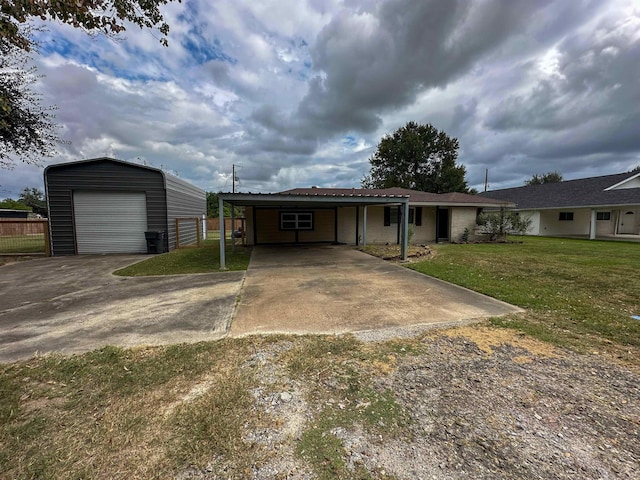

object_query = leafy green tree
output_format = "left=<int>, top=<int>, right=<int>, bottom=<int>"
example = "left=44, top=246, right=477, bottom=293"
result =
left=525, top=171, right=563, bottom=186
left=1, top=38, right=60, bottom=168
left=1, top=1, right=176, bottom=168
left=1, top=0, right=176, bottom=52
left=477, top=210, right=532, bottom=241
left=0, top=197, right=31, bottom=210
left=18, top=187, right=47, bottom=216
left=362, top=121, right=469, bottom=193
left=207, top=192, right=243, bottom=218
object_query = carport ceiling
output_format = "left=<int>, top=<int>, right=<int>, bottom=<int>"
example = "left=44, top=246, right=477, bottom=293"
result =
left=219, top=192, right=409, bottom=208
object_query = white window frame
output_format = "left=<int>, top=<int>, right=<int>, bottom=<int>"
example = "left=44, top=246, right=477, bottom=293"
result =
left=280, top=211, right=313, bottom=230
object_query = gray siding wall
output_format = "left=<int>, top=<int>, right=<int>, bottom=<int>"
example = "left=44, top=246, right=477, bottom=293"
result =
left=164, top=174, right=206, bottom=250
left=45, top=159, right=167, bottom=255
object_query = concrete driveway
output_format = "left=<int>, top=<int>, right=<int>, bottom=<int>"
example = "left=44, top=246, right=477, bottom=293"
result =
left=0, top=256, right=244, bottom=362
left=231, top=245, right=522, bottom=338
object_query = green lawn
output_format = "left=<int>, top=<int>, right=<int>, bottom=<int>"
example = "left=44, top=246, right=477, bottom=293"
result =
left=0, top=234, right=45, bottom=254
left=408, top=236, right=640, bottom=355
left=114, top=238, right=251, bottom=276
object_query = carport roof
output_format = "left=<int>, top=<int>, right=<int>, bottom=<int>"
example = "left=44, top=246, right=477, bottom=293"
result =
left=220, top=187, right=512, bottom=208
left=219, top=191, right=410, bottom=208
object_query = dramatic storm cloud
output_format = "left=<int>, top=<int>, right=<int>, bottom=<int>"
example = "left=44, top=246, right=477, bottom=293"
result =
left=1, top=0, right=639, bottom=198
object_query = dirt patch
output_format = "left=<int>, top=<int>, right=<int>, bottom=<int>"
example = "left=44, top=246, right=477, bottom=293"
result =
left=359, top=244, right=433, bottom=262
left=437, top=324, right=559, bottom=358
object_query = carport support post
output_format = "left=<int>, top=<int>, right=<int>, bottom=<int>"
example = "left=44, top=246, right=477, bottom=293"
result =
left=231, top=207, right=235, bottom=253
left=362, top=205, right=367, bottom=246
left=401, top=198, right=409, bottom=261
left=219, top=196, right=227, bottom=270
left=590, top=208, right=597, bottom=240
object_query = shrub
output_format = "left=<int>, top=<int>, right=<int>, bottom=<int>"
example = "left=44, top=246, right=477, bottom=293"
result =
left=477, top=209, right=532, bottom=242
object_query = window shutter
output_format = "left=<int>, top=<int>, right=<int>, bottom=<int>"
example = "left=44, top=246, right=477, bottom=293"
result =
left=384, top=206, right=391, bottom=226
left=415, top=207, right=422, bottom=226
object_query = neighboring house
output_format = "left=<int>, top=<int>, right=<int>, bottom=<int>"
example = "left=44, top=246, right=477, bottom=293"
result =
left=45, top=158, right=206, bottom=255
left=218, top=187, right=512, bottom=266
left=481, top=171, right=640, bottom=240
left=0, top=209, right=30, bottom=219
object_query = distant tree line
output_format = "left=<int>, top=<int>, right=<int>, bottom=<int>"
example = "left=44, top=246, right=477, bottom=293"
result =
left=206, top=192, right=244, bottom=218
left=524, top=171, right=563, bottom=185
left=0, top=187, right=47, bottom=216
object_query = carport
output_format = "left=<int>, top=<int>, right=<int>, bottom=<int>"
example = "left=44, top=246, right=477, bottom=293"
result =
left=218, top=192, right=411, bottom=268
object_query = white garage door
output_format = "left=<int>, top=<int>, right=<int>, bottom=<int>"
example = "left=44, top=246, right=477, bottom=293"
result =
left=73, top=191, right=148, bottom=254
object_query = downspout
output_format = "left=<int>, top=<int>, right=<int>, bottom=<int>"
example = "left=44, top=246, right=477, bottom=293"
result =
left=219, top=196, right=226, bottom=269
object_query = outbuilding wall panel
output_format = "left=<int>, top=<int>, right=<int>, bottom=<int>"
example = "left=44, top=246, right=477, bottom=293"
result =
left=45, top=159, right=166, bottom=255
left=165, top=175, right=206, bottom=250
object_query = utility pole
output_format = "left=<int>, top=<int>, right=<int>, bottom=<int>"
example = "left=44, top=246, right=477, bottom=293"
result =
left=232, top=164, right=236, bottom=193
left=484, top=168, right=489, bottom=192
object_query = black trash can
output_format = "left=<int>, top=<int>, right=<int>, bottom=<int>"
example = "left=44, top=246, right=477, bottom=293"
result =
left=145, top=231, right=167, bottom=254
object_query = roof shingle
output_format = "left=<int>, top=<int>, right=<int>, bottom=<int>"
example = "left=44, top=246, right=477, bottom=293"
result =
left=479, top=172, right=640, bottom=209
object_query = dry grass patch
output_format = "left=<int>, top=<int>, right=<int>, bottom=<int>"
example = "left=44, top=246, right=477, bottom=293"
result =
left=437, top=324, right=559, bottom=358
left=0, top=340, right=267, bottom=479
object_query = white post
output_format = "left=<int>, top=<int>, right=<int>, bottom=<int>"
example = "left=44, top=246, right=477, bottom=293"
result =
left=363, top=205, right=367, bottom=246
left=219, top=196, right=226, bottom=269
left=590, top=209, right=597, bottom=240
left=401, top=199, right=409, bottom=261
left=202, top=214, right=206, bottom=240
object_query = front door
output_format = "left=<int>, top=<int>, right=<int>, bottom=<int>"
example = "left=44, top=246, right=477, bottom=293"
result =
left=437, top=208, right=449, bottom=241
left=619, top=210, right=637, bottom=234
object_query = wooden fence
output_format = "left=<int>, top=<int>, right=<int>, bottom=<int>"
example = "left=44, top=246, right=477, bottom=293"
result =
left=206, top=217, right=245, bottom=232
left=0, top=219, right=50, bottom=255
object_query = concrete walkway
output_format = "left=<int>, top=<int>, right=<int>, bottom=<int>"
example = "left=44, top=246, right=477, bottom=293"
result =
left=0, top=256, right=244, bottom=362
left=230, top=245, right=522, bottom=337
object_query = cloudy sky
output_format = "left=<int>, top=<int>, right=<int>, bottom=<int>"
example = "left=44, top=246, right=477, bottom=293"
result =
left=2, top=0, right=640, bottom=199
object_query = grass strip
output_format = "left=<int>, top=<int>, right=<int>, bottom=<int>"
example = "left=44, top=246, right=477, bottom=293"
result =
left=114, top=238, right=251, bottom=276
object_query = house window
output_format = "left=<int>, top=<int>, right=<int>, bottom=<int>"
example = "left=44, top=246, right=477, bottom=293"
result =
left=596, top=211, right=611, bottom=221
left=558, top=212, right=574, bottom=221
left=384, top=206, right=421, bottom=226
left=280, top=212, right=313, bottom=230
left=390, top=208, right=399, bottom=224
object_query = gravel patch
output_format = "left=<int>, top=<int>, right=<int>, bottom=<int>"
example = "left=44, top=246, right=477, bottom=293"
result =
left=176, top=331, right=639, bottom=479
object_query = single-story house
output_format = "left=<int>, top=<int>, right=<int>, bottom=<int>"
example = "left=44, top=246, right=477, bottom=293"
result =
left=218, top=187, right=512, bottom=267
left=45, top=158, right=206, bottom=255
left=480, top=171, right=640, bottom=240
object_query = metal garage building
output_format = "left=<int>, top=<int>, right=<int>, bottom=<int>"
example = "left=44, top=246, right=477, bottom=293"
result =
left=45, top=158, right=206, bottom=255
